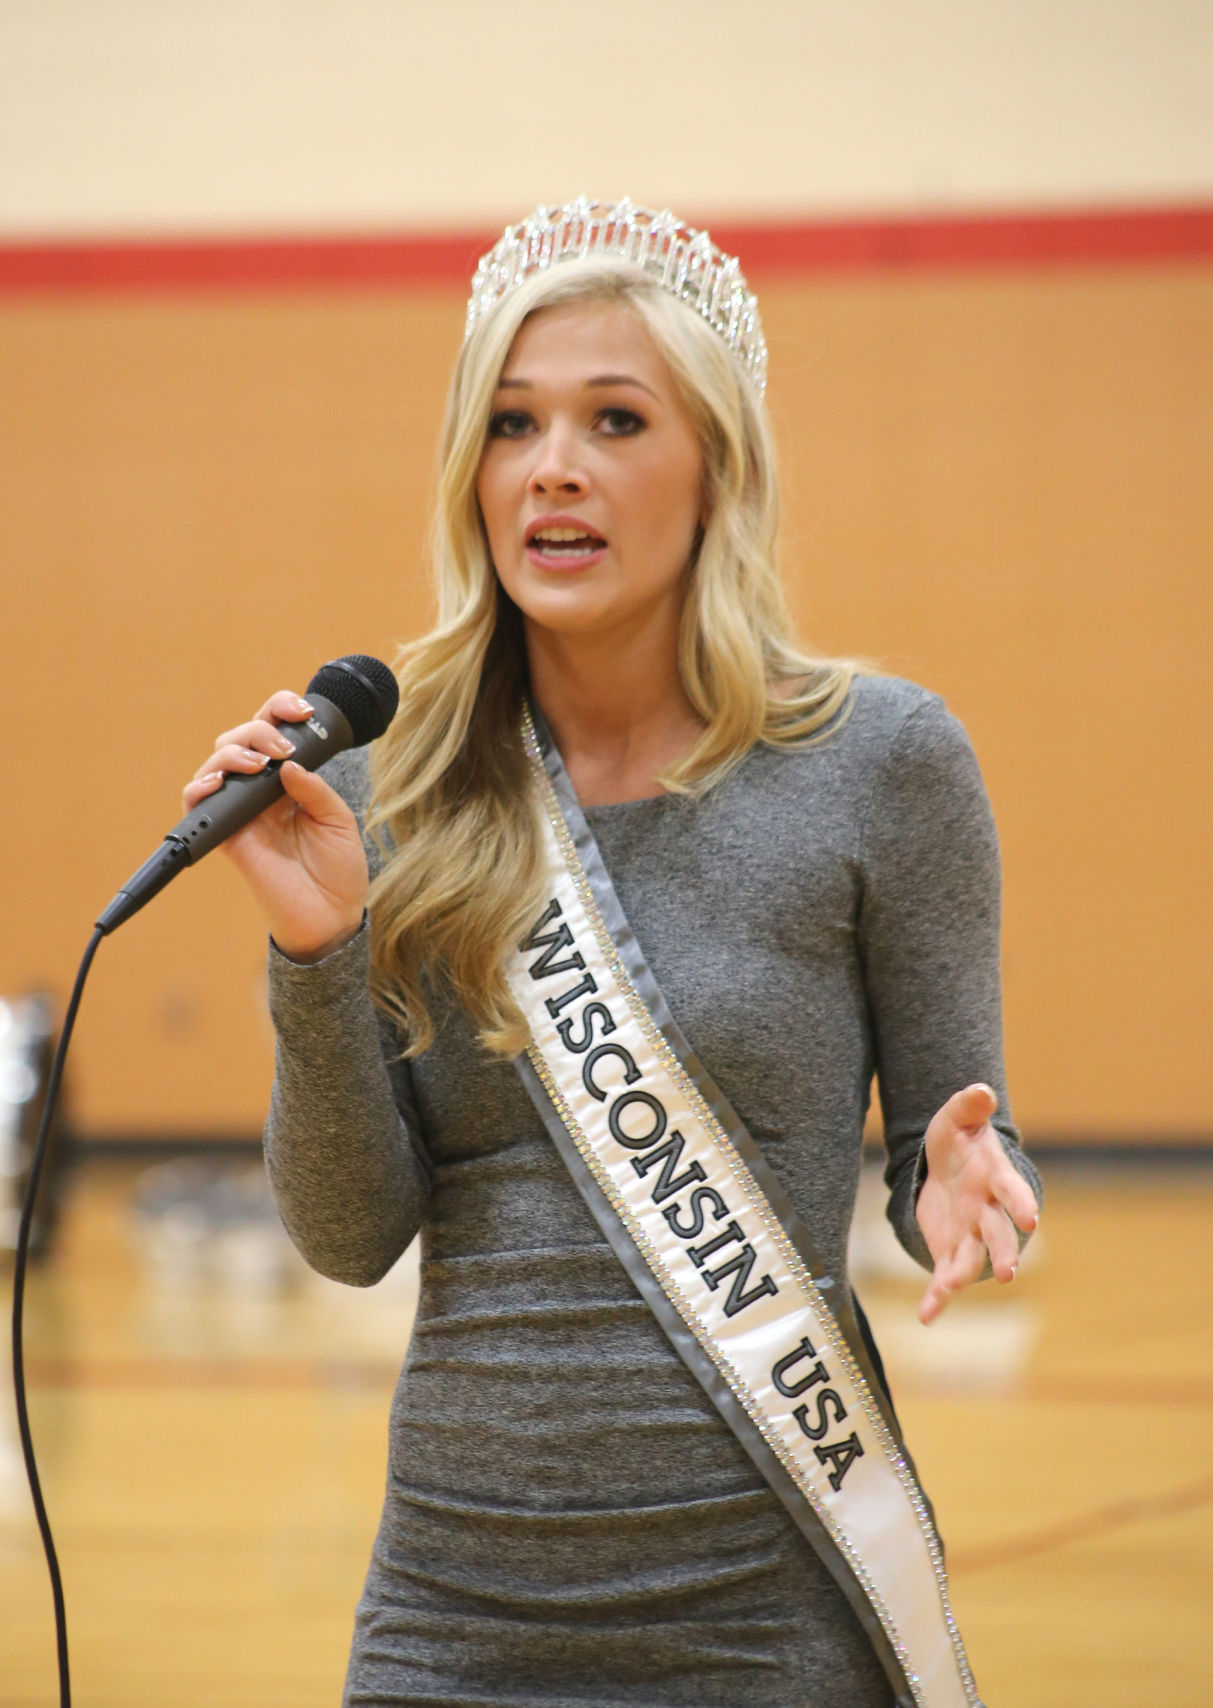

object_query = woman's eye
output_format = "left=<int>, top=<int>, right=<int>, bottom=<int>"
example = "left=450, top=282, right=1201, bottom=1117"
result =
left=598, top=407, right=646, bottom=436
left=487, top=410, right=534, bottom=439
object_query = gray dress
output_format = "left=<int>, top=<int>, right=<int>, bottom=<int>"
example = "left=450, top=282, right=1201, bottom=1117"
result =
left=264, top=674, right=1040, bottom=1708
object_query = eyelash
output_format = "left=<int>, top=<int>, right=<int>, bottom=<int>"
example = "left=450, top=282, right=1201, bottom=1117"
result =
left=486, top=406, right=647, bottom=440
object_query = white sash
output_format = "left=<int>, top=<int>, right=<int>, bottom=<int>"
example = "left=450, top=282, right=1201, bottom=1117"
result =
left=506, top=707, right=981, bottom=1708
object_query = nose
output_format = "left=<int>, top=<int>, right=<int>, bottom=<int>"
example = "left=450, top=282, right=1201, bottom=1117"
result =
left=527, top=419, right=588, bottom=499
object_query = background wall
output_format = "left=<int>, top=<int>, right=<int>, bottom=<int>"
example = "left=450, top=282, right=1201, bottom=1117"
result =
left=2, top=0, right=1211, bottom=231
left=1, top=0, right=1210, bottom=1143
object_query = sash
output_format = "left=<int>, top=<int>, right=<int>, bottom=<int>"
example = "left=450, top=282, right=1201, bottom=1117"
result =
left=506, top=707, right=981, bottom=1708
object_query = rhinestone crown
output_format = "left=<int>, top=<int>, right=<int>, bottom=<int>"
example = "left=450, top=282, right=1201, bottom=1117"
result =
left=465, top=196, right=768, bottom=395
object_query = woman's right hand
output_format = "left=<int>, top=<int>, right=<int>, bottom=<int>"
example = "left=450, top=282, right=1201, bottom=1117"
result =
left=182, top=689, right=370, bottom=963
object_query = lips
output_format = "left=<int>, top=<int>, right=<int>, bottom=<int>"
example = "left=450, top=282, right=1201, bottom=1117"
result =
left=524, top=514, right=608, bottom=568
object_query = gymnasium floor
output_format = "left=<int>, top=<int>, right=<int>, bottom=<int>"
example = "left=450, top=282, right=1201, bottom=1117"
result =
left=2, top=1152, right=1210, bottom=1707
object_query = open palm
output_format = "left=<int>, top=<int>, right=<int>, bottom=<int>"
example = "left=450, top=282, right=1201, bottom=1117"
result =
left=915, top=1083, right=1039, bottom=1324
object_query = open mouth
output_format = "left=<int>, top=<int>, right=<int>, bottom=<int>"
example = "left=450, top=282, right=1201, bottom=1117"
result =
left=526, top=524, right=607, bottom=563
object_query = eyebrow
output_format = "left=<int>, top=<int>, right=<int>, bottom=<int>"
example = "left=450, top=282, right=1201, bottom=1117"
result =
left=495, top=373, right=659, bottom=400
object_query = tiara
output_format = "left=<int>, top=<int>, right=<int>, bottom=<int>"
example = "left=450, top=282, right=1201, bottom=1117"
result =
left=464, top=196, right=768, bottom=395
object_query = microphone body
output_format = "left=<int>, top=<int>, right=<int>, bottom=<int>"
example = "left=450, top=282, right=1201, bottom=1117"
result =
left=95, top=654, right=399, bottom=936
left=96, top=696, right=353, bottom=935
left=168, top=696, right=353, bottom=863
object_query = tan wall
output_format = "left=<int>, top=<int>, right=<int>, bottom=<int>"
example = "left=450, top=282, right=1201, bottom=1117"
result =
left=2, top=261, right=1210, bottom=1141
left=2, top=0, right=1211, bottom=236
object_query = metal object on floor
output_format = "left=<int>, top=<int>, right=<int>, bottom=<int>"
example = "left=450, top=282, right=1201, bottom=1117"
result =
left=0, top=993, right=65, bottom=1260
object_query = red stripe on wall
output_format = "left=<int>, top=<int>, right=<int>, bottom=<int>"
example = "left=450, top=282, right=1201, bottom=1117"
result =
left=0, top=232, right=488, bottom=295
left=728, top=203, right=1213, bottom=271
left=1, top=204, right=1210, bottom=295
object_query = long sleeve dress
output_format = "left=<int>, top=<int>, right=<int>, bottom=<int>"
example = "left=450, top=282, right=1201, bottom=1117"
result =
left=263, top=674, right=1041, bottom=1708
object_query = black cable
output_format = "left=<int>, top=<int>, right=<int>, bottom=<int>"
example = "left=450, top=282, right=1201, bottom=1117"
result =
left=10, top=924, right=104, bottom=1708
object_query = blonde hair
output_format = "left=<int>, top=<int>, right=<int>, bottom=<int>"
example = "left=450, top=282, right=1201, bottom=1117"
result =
left=367, top=258, right=857, bottom=1055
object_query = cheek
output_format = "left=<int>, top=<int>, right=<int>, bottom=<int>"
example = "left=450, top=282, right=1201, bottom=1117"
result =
left=475, top=459, right=512, bottom=556
left=637, top=454, right=704, bottom=560
left=474, top=460, right=496, bottom=528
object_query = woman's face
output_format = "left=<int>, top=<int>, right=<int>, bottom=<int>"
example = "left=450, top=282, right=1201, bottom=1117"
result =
left=476, top=298, right=705, bottom=645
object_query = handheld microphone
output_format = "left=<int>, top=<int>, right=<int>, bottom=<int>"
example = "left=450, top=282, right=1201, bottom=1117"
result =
left=96, top=654, right=399, bottom=935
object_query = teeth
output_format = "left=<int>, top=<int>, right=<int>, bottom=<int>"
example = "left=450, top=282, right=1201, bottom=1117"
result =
left=532, top=527, right=599, bottom=543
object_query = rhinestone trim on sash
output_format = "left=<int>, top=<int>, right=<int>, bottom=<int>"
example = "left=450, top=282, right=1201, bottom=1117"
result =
left=507, top=706, right=981, bottom=1707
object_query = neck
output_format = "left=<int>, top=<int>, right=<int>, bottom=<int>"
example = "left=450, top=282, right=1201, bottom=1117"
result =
left=525, top=614, right=704, bottom=806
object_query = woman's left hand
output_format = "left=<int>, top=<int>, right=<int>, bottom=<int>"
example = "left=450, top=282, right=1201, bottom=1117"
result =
left=914, top=1083, right=1039, bottom=1325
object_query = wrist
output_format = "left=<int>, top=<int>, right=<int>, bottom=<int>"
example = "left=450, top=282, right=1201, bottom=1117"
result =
left=271, top=910, right=366, bottom=966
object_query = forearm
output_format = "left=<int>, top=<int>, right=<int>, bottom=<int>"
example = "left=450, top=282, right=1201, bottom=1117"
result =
left=264, top=917, right=430, bottom=1286
left=860, top=695, right=1042, bottom=1272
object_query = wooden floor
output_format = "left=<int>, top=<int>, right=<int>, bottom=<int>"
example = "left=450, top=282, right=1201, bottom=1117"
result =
left=2, top=1154, right=1211, bottom=1707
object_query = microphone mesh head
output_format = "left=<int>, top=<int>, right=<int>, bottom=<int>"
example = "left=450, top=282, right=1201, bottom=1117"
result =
left=306, top=655, right=400, bottom=746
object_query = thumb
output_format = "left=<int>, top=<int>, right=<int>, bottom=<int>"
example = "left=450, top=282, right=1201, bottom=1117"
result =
left=278, top=760, right=354, bottom=826
left=940, top=1081, right=998, bottom=1135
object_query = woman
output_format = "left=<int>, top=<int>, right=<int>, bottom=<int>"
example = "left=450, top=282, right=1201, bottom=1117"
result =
left=185, top=201, right=1040, bottom=1707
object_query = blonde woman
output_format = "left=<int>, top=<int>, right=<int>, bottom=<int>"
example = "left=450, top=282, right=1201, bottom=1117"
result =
left=185, top=202, right=1040, bottom=1708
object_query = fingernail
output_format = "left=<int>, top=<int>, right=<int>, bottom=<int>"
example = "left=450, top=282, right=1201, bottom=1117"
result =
left=247, top=750, right=269, bottom=766
left=274, top=736, right=296, bottom=756
left=1010, top=1264, right=1018, bottom=1280
left=293, top=696, right=314, bottom=714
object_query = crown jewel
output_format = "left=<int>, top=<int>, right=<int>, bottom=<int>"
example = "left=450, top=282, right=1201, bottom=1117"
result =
left=465, top=197, right=768, bottom=395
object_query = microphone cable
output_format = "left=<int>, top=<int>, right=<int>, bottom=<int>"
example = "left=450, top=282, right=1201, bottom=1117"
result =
left=9, top=654, right=398, bottom=1707
left=10, top=925, right=105, bottom=1708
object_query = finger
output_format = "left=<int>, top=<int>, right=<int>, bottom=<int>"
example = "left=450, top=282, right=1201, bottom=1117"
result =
left=918, top=1268, right=951, bottom=1325
left=919, top=1266, right=959, bottom=1325
left=181, top=771, right=225, bottom=811
left=252, top=689, right=316, bottom=726
left=190, top=743, right=275, bottom=785
left=212, top=717, right=301, bottom=759
left=993, top=1168, right=1040, bottom=1235
left=979, top=1202, right=1019, bottom=1282
left=919, top=1234, right=986, bottom=1324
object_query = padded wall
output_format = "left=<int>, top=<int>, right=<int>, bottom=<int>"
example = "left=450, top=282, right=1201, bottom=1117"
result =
left=2, top=258, right=1209, bottom=1139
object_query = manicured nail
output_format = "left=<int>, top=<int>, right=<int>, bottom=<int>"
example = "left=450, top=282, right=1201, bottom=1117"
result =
left=293, top=696, right=314, bottom=714
left=247, top=749, right=269, bottom=766
left=274, top=735, right=296, bottom=756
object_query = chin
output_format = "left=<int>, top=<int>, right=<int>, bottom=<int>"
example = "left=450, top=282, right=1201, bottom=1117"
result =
left=521, top=600, right=617, bottom=638
left=506, top=576, right=615, bottom=631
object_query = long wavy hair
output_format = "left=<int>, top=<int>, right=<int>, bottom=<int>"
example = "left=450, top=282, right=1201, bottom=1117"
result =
left=367, top=257, right=858, bottom=1055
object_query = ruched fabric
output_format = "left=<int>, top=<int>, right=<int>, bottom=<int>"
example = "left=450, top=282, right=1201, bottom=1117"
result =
left=264, top=677, right=1040, bottom=1706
